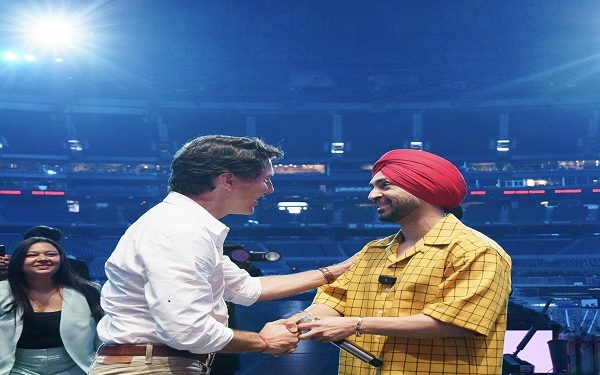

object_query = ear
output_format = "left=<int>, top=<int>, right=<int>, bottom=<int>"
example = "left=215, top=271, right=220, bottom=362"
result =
left=215, top=172, right=236, bottom=191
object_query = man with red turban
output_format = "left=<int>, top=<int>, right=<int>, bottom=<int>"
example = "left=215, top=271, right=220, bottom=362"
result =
left=288, top=149, right=512, bottom=375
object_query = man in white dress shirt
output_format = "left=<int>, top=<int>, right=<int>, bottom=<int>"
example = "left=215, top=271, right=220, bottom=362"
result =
left=89, top=135, right=352, bottom=374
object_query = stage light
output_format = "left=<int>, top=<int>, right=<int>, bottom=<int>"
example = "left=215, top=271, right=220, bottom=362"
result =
left=250, top=251, right=281, bottom=262
left=6, top=3, right=107, bottom=63
left=23, top=53, right=36, bottom=62
left=410, top=141, right=423, bottom=150
left=330, top=142, right=345, bottom=154
left=496, top=139, right=511, bottom=152
left=54, top=57, right=64, bottom=63
left=2, top=51, right=19, bottom=61
left=223, top=244, right=281, bottom=263
left=67, top=199, right=80, bottom=213
left=25, top=15, right=83, bottom=51
left=526, top=179, right=548, bottom=187
left=278, top=201, right=308, bottom=214
left=68, top=139, right=82, bottom=151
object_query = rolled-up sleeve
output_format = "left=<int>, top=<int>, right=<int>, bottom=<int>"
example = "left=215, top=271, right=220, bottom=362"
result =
left=221, top=256, right=261, bottom=306
left=142, top=231, right=234, bottom=353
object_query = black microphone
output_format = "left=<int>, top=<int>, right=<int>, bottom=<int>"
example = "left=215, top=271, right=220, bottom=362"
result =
left=297, top=314, right=383, bottom=368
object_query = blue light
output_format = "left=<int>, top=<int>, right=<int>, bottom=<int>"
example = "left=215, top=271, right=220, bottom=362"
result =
left=46, top=169, right=58, bottom=175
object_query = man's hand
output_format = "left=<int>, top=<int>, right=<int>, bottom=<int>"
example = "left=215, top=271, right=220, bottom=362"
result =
left=282, top=312, right=307, bottom=333
left=259, top=319, right=300, bottom=355
left=297, top=316, right=358, bottom=342
left=282, top=304, right=344, bottom=335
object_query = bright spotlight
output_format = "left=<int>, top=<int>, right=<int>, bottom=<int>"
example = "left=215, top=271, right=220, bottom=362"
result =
left=23, top=53, right=36, bottom=62
left=2, top=51, right=19, bottom=61
left=4, top=3, right=116, bottom=68
left=26, top=15, right=82, bottom=51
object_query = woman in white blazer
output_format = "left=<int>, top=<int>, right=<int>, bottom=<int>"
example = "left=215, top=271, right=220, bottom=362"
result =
left=0, top=237, right=103, bottom=374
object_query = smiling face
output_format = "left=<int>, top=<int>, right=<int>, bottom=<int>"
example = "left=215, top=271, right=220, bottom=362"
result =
left=22, top=242, right=62, bottom=279
left=368, top=171, right=421, bottom=223
left=232, top=159, right=275, bottom=215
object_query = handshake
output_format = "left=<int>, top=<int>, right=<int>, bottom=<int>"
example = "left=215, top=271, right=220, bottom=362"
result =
left=256, top=316, right=304, bottom=356
left=257, top=312, right=322, bottom=356
left=257, top=312, right=348, bottom=356
left=257, top=312, right=382, bottom=368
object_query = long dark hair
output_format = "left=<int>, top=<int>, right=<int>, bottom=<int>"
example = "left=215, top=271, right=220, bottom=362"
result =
left=7, top=237, right=104, bottom=322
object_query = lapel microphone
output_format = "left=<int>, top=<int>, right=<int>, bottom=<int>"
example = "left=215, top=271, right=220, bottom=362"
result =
left=378, top=275, right=397, bottom=285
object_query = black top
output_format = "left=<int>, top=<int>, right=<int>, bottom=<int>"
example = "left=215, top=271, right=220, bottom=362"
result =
left=17, top=310, right=63, bottom=349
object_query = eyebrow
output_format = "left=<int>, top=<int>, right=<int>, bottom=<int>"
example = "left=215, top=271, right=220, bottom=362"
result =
left=369, top=177, right=389, bottom=188
left=27, top=249, right=58, bottom=254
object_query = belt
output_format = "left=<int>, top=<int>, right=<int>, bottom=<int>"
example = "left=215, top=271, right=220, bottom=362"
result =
left=98, top=344, right=209, bottom=362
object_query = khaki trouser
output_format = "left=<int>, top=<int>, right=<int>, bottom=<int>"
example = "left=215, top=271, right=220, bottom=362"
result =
left=89, top=344, right=211, bottom=375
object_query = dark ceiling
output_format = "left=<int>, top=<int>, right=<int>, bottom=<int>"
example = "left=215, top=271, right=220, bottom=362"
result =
left=1, top=1, right=600, bottom=103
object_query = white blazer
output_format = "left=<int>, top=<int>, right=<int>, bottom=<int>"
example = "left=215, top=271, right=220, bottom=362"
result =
left=0, top=280, right=101, bottom=373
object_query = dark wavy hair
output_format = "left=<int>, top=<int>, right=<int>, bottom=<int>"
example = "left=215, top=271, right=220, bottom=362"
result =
left=6, top=237, right=104, bottom=322
left=168, top=135, right=284, bottom=196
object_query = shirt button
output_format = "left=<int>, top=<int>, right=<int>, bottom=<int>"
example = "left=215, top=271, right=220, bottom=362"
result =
left=384, top=287, right=390, bottom=292
left=377, top=310, right=383, bottom=316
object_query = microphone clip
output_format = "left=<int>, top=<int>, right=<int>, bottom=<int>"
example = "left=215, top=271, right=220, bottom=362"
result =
left=378, top=275, right=397, bottom=285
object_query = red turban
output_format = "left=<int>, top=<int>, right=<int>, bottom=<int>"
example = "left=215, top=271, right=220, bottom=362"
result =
left=372, top=149, right=466, bottom=211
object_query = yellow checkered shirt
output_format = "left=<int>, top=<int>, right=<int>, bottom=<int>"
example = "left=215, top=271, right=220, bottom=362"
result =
left=313, top=214, right=512, bottom=375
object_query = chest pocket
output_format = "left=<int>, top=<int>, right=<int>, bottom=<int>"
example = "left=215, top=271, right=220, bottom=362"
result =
left=392, top=254, right=446, bottom=314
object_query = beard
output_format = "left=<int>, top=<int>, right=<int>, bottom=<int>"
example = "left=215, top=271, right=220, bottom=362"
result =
left=376, top=196, right=419, bottom=223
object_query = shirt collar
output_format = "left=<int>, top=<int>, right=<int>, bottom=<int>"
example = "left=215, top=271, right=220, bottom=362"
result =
left=421, top=213, right=463, bottom=245
left=373, top=214, right=462, bottom=265
left=163, top=191, right=230, bottom=244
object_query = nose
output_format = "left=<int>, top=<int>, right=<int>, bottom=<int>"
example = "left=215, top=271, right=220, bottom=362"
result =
left=265, top=179, right=274, bottom=194
left=368, top=188, right=381, bottom=201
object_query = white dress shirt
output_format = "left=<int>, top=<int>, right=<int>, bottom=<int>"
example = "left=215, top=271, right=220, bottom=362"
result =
left=97, top=192, right=262, bottom=354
